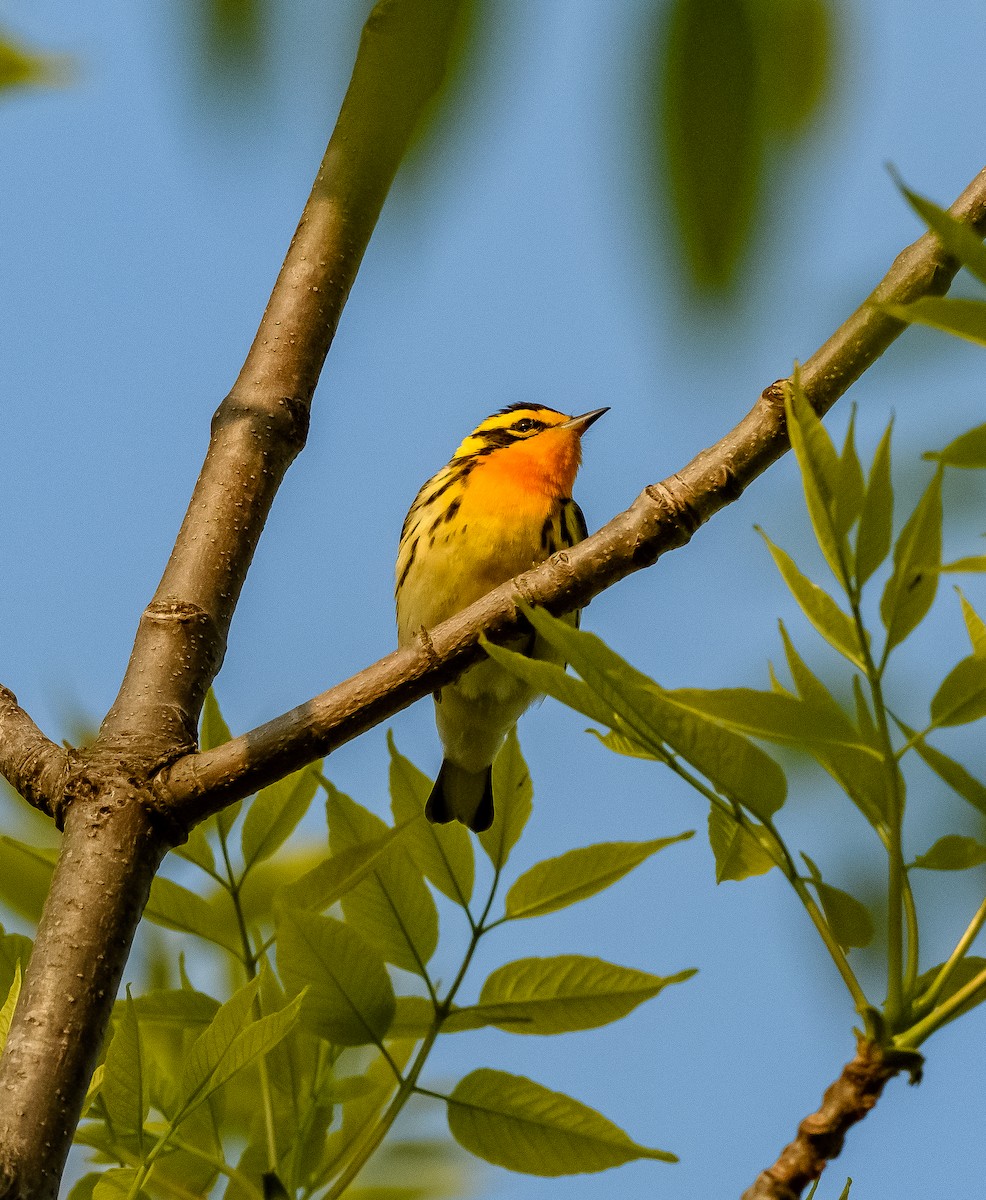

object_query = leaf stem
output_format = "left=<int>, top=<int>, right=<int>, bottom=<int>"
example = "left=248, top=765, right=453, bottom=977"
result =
left=896, top=964, right=986, bottom=1048
left=913, top=892, right=986, bottom=1015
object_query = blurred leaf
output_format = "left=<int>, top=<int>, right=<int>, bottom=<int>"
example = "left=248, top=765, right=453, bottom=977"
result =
left=174, top=821, right=216, bottom=876
left=707, top=806, right=776, bottom=882
left=0, top=962, right=21, bottom=1053
left=66, top=1174, right=101, bottom=1200
left=892, top=715, right=986, bottom=817
left=941, top=556, right=986, bottom=573
left=784, top=376, right=848, bottom=585
left=241, top=765, right=320, bottom=874
left=328, top=786, right=438, bottom=975
left=881, top=297, right=986, bottom=347
left=479, top=728, right=534, bottom=872
left=856, top=419, right=894, bottom=586
left=201, top=691, right=242, bottom=841
left=198, top=0, right=265, bottom=78
left=926, top=423, right=986, bottom=469
left=802, top=854, right=873, bottom=949
left=0, top=926, right=32, bottom=1001
left=127, top=988, right=220, bottom=1029
left=0, top=30, right=62, bottom=93
left=276, top=907, right=395, bottom=1047
left=930, top=655, right=986, bottom=726
left=466, top=955, right=695, bottom=1035
left=757, top=530, right=866, bottom=667
left=446, top=1068, right=677, bottom=1173
left=853, top=676, right=877, bottom=744
left=895, top=179, right=986, bottom=287
left=504, top=834, right=692, bottom=921
left=958, top=590, right=986, bottom=656
left=0, top=836, right=56, bottom=923
left=914, top=956, right=986, bottom=1027
left=880, top=468, right=943, bottom=653
left=834, top=407, right=866, bottom=538
left=659, top=0, right=763, bottom=289
left=388, top=733, right=474, bottom=906
left=754, top=0, right=832, bottom=134
left=93, top=1170, right=144, bottom=1200
left=144, top=876, right=243, bottom=958
left=911, top=835, right=986, bottom=871
left=278, top=829, right=406, bottom=912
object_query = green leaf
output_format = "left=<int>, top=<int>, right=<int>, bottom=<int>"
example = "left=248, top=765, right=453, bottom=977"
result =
left=802, top=854, right=873, bottom=949
left=784, top=376, right=848, bottom=586
left=276, top=907, right=395, bottom=1047
left=707, top=806, right=776, bottom=882
left=758, top=530, right=866, bottom=667
left=914, top=956, right=986, bottom=1027
left=896, top=180, right=986, bottom=286
left=927, top=423, right=986, bottom=469
left=388, top=733, right=473, bottom=907
left=958, top=590, right=986, bottom=656
left=504, top=835, right=692, bottom=921
left=855, top=419, right=894, bottom=586
left=447, top=1068, right=676, bottom=1172
left=777, top=621, right=841, bottom=714
left=0, top=32, right=61, bottom=91
left=880, top=468, right=943, bottom=653
left=180, top=975, right=261, bottom=1101
left=200, top=691, right=241, bottom=841
left=327, top=787, right=438, bottom=975
left=0, top=961, right=21, bottom=1053
left=941, top=556, right=986, bottom=573
left=660, top=0, right=763, bottom=290
left=174, top=822, right=216, bottom=875
left=277, top=829, right=406, bottom=912
left=479, top=728, right=534, bottom=871
left=834, top=407, right=866, bottom=537
left=494, top=609, right=788, bottom=819
left=930, top=655, right=986, bottom=726
left=101, top=991, right=147, bottom=1137
left=241, top=765, right=319, bottom=874
left=0, top=927, right=31, bottom=1004
left=0, top=836, right=56, bottom=923
left=911, top=835, right=986, bottom=871
left=466, top=955, right=695, bottom=1035
left=881, top=297, right=986, bottom=347
left=144, top=876, right=243, bottom=958
left=66, top=1174, right=101, bottom=1200
left=892, top=715, right=986, bottom=817
left=200, top=993, right=303, bottom=1100
left=127, top=988, right=220, bottom=1029
left=589, top=729, right=659, bottom=760
left=93, top=1170, right=144, bottom=1200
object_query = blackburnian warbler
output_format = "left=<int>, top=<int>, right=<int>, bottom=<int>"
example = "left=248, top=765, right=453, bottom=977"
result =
left=396, top=403, right=607, bottom=832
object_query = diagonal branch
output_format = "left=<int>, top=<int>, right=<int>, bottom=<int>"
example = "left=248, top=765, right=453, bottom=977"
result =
left=160, top=164, right=986, bottom=823
left=97, top=0, right=467, bottom=762
left=0, top=687, right=68, bottom=819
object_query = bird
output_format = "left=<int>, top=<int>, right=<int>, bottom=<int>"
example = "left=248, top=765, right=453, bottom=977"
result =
left=396, top=402, right=607, bottom=832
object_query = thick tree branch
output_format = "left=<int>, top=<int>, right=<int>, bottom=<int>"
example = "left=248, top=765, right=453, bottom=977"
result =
left=160, top=164, right=986, bottom=822
left=98, top=0, right=466, bottom=761
left=0, top=687, right=67, bottom=819
left=740, top=1040, right=903, bottom=1199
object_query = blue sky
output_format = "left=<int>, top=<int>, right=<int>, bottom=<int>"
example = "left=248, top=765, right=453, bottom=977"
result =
left=3, top=1, right=986, bottom=1197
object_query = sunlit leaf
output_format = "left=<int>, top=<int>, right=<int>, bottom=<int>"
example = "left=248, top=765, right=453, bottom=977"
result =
left=479, top=728, right=534, bottom=872
left=0, top=961, right=21, bottom=1053
left=277, top=829, right=406, bottom=912
left=911, top=835, right=986, bottom=871
left=895, top=180, right=986, bottom=287
left=504, top=835, right=692, bottom=921
left=101, top=991, right=147, bottom=1137
left=892, top=715, right=986, bottom=816
left=388, top=733, right=473, bottom=906
left=958, top=590, right=986, bottom=656
left=926, top=423, right=986, bottom=469
left=914, top=956, right=986, bottom=1027
left=446, top=1068, right=677, bottom=1173
left=180, top=975, right=261, bottom=1101
left=930, top=656, right=986, bottom=727
left=92, top=1169, right=144, bottom=1200
left=880, top=468, right=943, bottom=653
left=241, top=765, right=320, bottom=873
left=802, top=854, right=873, bottom=949
left=144, top=876, right=243, bottom=958
left=940, top=556, right=986, bottom=573
left=707, top=806, right=775, bottom=883
left=855, top=419, right=894, bottom=586
left=276, top=908, right=395, bottom=1047
left=758, top=530, right=866, bottom=667
left=881, top=297, right=986, bottom=347
left=834, top=407, right=866, bottom=537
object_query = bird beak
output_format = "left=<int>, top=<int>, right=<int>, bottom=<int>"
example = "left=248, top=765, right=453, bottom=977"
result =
left=560, top=407, right=609, bottom=434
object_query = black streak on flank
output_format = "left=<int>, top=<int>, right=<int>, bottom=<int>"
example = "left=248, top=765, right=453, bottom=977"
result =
left=397, top=536, right=418, bottom=590
left=540, top=514, right=555, bottom=553
left=444, top=496, right=462, bottom=523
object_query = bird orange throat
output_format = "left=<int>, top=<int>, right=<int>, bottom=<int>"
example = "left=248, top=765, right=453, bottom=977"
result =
left=464, top=427, right=584, bottom=506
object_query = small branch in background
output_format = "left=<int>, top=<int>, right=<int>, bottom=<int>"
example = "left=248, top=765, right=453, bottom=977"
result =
left=0, top=686, right=68, bottom=820
left=740, top=1040, right=904, bottom=1200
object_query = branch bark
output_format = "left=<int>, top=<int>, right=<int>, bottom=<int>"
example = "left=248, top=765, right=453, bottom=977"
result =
left=160, top=164, right=986, bottom=821
left=740, top=1040, right=903, bottom=1199
left=0, top=688, right=67, bottom=820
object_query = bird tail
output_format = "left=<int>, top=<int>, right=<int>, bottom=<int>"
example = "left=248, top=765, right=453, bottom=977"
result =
left=426, top=759, right=494, bottom=833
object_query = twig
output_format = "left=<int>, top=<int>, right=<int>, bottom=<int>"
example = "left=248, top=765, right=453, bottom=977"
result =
left=0, top=686, right=68, bottom=819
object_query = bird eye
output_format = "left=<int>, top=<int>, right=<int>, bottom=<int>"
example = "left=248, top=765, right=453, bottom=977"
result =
left=512, top=418, right=542, bottom=434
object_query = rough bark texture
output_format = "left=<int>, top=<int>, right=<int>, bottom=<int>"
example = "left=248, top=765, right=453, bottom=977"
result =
left=740, top=1040, right=902, bottom=1200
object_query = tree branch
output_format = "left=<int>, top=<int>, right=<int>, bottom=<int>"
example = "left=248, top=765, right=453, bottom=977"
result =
left=740, top=1040, right=904, bottom=1199
left=160, top=164, right=986, bottom=823
left=0, top=687, right=67, bottom=820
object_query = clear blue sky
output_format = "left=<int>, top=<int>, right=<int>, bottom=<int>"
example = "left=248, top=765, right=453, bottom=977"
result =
left=3, top=1, right=986, bottom=1197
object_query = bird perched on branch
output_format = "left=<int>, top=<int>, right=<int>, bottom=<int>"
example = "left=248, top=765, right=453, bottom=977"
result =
left=396, top=403, right=607, bottom=832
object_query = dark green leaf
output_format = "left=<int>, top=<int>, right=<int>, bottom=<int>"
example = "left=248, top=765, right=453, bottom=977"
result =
left=144, top=877, right=243, bottom=958
left=914, top=956, right=986, bottom=1027
left=446, top=1068, right=677, bottom=1173
left=660, top=0, right=763, bottom=290
left=802, top=854, right=873, bottom=949
left=855, top=419, right=894, bottom=586
left=896, top=181, right=986, bottom=287
left=930, top=656, right=986, bottom=726
left=881, top=297, right=986, bottom=347
left=707, top=806, right=776, bottom=882
left=927, top=423, right=986, bottom=469
left=479, top=728, right=534, bottom=871
left=327, top=787, right=438, bottom=975
left=276, top=908, right=395, bottom=1047
left=880, top=468, right=943, bottom=652
left=174, top=822, right=216, bottom=875
left=241, top=766, right=319, bottom=874
left=758, top=531, right=866, bottom=667
left=0, top=836, right=56, bottom=923
left=504, top=835, right=692, bottom=921
left=468, top=955, right=695, bottom=1035
left=911, top=835, right=986, bottom=871
left=388, top=733, right=473, bottom=906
